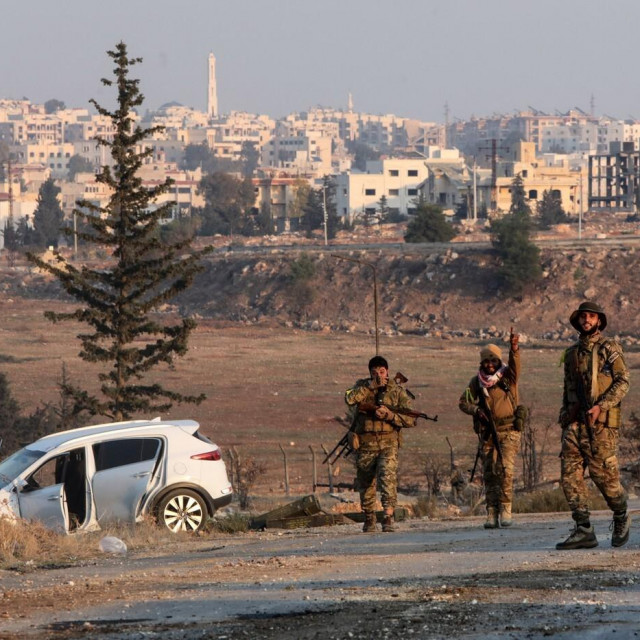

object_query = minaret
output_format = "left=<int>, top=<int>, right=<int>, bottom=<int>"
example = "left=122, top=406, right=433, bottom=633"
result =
left=347, top=92, right=353, bottom=113
left=207, top=53, right=218, bottom=119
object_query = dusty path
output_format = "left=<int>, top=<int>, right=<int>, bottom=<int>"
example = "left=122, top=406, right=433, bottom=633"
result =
left=2, top=509, right=640, bottom=639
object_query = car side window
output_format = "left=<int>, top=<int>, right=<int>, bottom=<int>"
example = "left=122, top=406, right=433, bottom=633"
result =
left=93, top=438, right=161, bottom=472
left=28, top=454, right=69, bottom=490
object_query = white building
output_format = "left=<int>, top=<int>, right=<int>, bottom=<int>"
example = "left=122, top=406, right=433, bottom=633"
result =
left=335, top=156, right=430, bottom=223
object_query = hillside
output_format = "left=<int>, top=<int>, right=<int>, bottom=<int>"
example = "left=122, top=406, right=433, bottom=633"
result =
left=180, top=242, right=640, bottom=345
left=3, top=220, right=640, bottom=346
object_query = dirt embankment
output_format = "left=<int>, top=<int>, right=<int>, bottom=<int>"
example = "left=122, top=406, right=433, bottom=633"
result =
left=176, top=243, right=640, bottom=344
left=4, top=238, right=640, bottom=344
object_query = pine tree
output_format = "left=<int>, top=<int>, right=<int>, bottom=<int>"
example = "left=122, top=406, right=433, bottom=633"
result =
left=404, top=201, right=456, bottom=243
left=2, top=212, right=18, bottom=251
left=509, top=174, right=532, bottom=215
left=537, top=189, right=567, bottom=229
left=491, top=209, right=541, bottom=294
left=0, top=372, right=20, bottom=451
left=28, top=42, right=210, bottom=421
left=32, top=177, right=65, bottom=248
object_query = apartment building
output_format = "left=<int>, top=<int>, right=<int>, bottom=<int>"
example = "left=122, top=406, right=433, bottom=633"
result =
left=335, top=156, right=429, bottom=223
left=261, top=130, right=332, bottom=177
left=13, top=142, right=76, bottom=178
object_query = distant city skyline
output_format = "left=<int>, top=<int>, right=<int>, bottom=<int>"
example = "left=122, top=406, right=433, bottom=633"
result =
left=3, top=0, right=640, bottom=122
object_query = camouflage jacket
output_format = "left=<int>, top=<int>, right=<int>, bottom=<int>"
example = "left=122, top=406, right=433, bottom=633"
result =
left=345, top=377, right=415, bottom=434
left=459, top=348, right=520, bottom=423
left=559, top=332, right=629, bottom=428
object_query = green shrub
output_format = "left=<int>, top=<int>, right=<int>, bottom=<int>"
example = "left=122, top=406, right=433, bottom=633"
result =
left=290, top=253, right=315, bottom=282
left=210, top=512, right=250, bottom=533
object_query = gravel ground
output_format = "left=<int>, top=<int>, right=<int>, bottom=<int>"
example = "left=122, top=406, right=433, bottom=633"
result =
left=2, top=508, right=640, bottom=639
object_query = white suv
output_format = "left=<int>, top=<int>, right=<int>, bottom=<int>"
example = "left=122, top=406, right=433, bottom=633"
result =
left=0, top=418, right=233, bottom=534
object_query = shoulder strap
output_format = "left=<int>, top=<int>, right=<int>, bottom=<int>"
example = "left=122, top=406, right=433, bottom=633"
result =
left=497, top=378, right=518, bottom=413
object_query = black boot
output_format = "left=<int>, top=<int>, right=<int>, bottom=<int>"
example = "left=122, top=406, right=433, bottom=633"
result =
left=556, top=524, right=598, bottom=550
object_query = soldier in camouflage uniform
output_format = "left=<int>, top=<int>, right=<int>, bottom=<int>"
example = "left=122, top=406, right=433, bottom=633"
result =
left=459, top=329, right=521, bottom=529
left=345, top=356, right=415, bottom=533
left=556, top=301, right=631, bottom=550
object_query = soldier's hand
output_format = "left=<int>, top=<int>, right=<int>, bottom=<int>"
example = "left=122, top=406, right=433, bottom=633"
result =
left=369, top=372, right=388, bottom=390
left=586, top=405, right=601, bottom=425
left=510, top=326, right=519, bottom=351
left=475, top=408, right=489, bottom=424
left=375, top=405, right=395, bottom=421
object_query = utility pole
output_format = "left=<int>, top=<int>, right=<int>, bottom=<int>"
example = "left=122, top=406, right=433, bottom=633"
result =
left=472, top=160, right=478, bottom=220
left=443, top=101, right=450, bottom=149
left=478, top=139, right=508, bottom=213
left=322, top=182, right=328, bottom=246
left=332, top=255, right=379, bottom=355
left=7, top=153, right=13, bottom=221
left=578, top=173, right=583, bottom=240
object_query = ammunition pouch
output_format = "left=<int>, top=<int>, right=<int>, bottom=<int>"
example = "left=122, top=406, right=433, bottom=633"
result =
left=605, top=406, right=621, bottom=429
left=513, top=405, right=529, bottom=432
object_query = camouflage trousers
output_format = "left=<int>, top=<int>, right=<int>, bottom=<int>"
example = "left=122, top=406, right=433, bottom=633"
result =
left=481, top=429, right=521, bottom=509
left=356, top=435, right=399, bottom=513
left=561, top=421, right=626, bottom=524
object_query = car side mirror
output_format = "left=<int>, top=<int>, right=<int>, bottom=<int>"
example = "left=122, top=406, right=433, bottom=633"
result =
left=17, top=478, right=37, bottom=493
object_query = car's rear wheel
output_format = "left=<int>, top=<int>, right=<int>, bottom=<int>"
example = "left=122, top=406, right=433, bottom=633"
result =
left=157, top=489, right=208, bottom=533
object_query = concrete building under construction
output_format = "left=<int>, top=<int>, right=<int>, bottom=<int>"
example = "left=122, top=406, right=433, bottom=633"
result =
left=589, top=142, right=640, bottom=213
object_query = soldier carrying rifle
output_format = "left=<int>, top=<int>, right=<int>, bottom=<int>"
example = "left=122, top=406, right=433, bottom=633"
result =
left=556, top=301, right=631, bottom=550
left=345, top=356, right=415, bottom=533
left=459, top=329, right=522, bottom=529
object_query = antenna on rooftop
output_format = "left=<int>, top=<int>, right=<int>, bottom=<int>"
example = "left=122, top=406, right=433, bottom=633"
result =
left=590, top=93, right=595, bottom=117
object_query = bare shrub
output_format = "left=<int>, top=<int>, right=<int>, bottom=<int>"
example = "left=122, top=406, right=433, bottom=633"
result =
left=228, top=447, right=267, bottom=509
left=520, top=402, right=552, bottom=490
left=422, top=453, right=447, bottom=497
left=513, top=486, right=607, bottom=514
left=620, top=411, right=640, bottom=481
left=414, top=495, right=439, bottom=518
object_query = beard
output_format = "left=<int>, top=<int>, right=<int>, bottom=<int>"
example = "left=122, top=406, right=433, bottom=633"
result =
left=580, top=323, right=600, bottom=336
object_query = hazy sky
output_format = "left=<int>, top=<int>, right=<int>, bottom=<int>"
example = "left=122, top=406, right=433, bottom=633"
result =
left=3, top=0, right=640, bottom=122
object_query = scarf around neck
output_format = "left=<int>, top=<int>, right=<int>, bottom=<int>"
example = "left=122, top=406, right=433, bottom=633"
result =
left=477, top=364, right=508, bottom=389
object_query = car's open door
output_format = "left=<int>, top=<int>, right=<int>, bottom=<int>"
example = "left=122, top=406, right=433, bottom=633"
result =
left=17, top=453, right=72, bottom=532
left=91, top=437, right=162, bottom=526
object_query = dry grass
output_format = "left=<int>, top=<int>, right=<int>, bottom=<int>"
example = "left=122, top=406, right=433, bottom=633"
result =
left=2, top=296, right=640, bottom=501
left=0, top=516, right=191, bottom=570
left=513, top=486, right=608, bottom=514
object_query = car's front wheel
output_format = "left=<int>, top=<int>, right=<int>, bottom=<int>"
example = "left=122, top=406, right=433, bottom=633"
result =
left=156, top=489, right=208, bottom=533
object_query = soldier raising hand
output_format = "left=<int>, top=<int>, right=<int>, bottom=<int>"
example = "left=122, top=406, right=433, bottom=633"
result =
left=459, top=331, right=522, bottom=529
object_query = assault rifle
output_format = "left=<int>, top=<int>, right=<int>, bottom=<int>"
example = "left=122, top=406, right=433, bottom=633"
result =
left=323, top=403, right=437, bottom=465
left=477, top=392, right=504, bottom=473
left=356, top=402, right=438, bottom=424
left=571, top=350, right=596, bottom=456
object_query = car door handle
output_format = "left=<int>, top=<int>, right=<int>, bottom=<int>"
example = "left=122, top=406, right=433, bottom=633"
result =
left=47, top=496, right=60, bottom=501
left=132, top=472, right=151, bottom=478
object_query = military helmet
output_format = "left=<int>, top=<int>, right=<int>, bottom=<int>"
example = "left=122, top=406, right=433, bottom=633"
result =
left=570, top=301, right=607, bottom=332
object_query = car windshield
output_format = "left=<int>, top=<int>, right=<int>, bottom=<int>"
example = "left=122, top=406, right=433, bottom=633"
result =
left=0, top=448, right=46, bottom=486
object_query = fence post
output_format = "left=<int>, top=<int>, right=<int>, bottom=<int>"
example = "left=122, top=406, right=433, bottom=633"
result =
left=309, top=445, right=317, bottom=493
left=230, top=446, right=241, bottom=490
left=279, top=444, right=290, bottom=496
left=320, top=444, right=334, bottom=493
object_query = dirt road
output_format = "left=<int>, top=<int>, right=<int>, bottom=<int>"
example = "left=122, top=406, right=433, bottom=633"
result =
left=2, top=509, right=640, bottom=639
